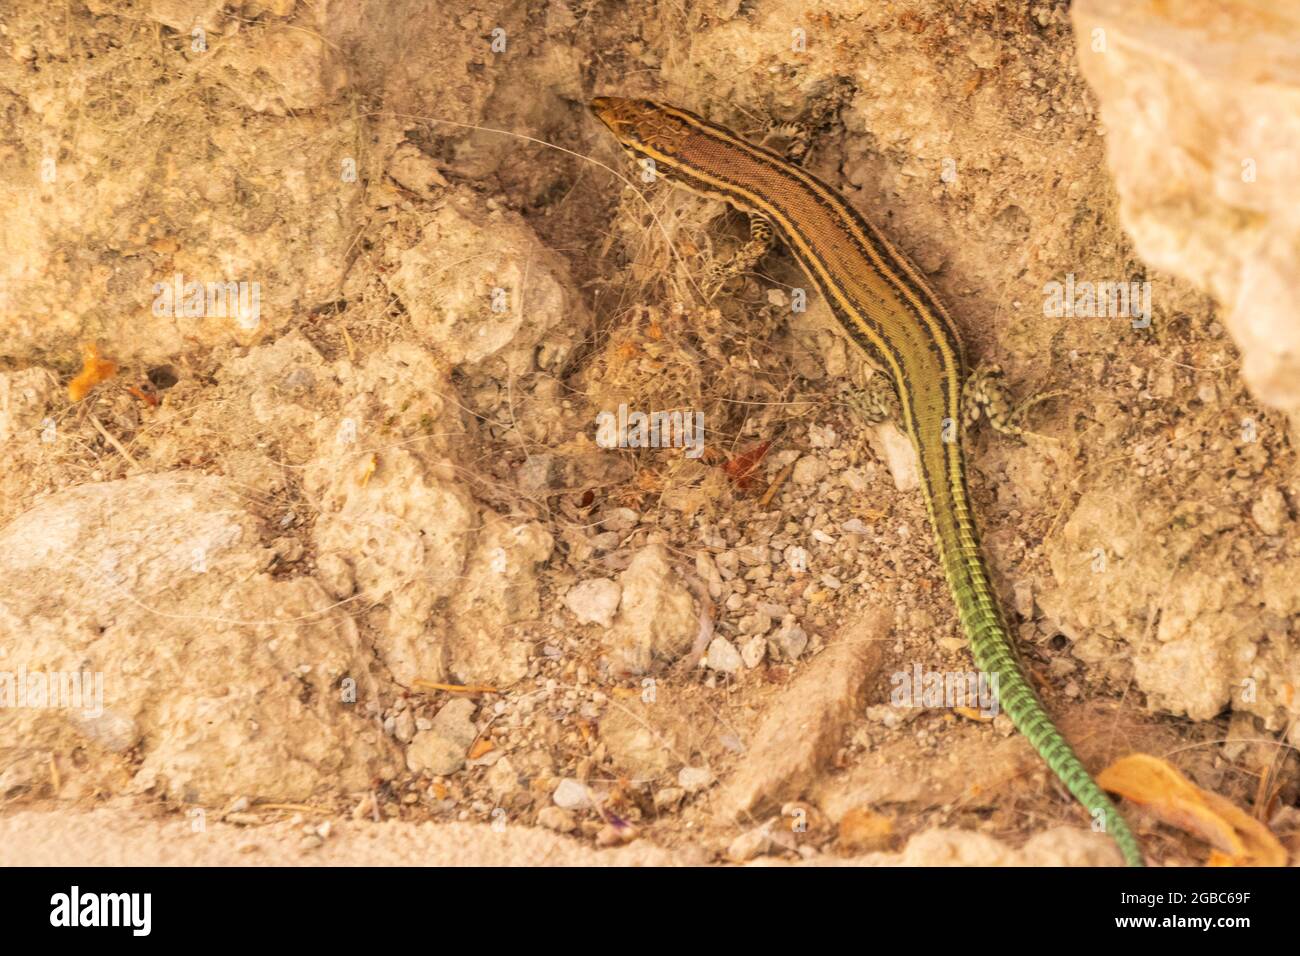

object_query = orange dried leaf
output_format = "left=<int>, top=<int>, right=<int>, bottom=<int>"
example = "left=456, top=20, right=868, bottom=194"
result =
left=467, top=737, right=494, bottom=761
left=126, top=385, right=158, bottom=407
left=1097, top=753, right=1286, bottom=866
left=67, top=343, right=117, bottom=402
left=838, top=807, right=893, bottom=852
left=722, top=440, right=771, bottom=490
left=358, top=452, right=377, bottom=486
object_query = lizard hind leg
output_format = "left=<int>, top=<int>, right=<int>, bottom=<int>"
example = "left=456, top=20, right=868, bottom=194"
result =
left=962, top=363, right=1068, bottom=443
left=704, top=213, right=776, bottom=298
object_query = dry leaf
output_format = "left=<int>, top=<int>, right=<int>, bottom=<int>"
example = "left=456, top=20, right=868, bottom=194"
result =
left=1098, top=753, right=1286, bottom=866
left=67, top=343, right=117, bottom=402
left=358, top=452, right=377, bottom=486
left=838, top=807, right=894, bottom=852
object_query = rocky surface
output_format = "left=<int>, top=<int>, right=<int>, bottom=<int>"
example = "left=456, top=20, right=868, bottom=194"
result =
left=0, top=0, right=1293, bottom=868
left=1074, top=0, right=1300, bottom=432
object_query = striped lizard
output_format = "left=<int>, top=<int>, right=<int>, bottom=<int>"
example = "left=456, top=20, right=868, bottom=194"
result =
left=590, top=95, right=1143, bottom=866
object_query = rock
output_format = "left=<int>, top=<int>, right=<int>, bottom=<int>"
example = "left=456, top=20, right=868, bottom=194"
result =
left=516, top=454, right=555, bottom=494
left=306, top=346, right=476, bottom=687
left=654, top=787, right=685, bottom=811
left=769, top=616, right=809, bottom=661
left=837, top=826, right=1124, bottom=866
left=270, top=535, right=304, bottom=563
left=840, top=468, right=871, bottom=494
left=1251, top=487, right=1288, bottom=535
left=0, top=368, right=56, bottom=445
left=866, top=422, right=919, bottom=492
left=1074, top=0, right=1300, bottom=433
left=536, top=806, right=576, bottom=832
left=895, top=829, right=1016, bottom=866
left=406, top=699, right=478, bottom=776
left=222, top=25, right=343, bottom=115
left=727, top=824, right=776, bottom=862
left=595, top=821, right=638, bottom=846
left=741, top=635, right=767, bottom=669
left=552, top=778, right=593, bottom=810
left=0, top=472, right=397, bottom=804
left=484, top=756, right=518, bottom=798
left=598, top=695, right=685, bottom=780
left=447, top=513, right=554, bottom=686
left=705, top=637, right=743, bottom=674
left=564, top=578, right=622, bottom=628
left=792, top=456, right=828, bottom=487
left=598, top=507, right=640, bottom=532
left=392, top=709, right=416, bottom=744
left=387, top=142, right=449, bottom=199
left=717, top=610, right=888, bottom=819
left=837, top=807, right=894, bottom=852
left=1018, top=827, right=1125, bottom=866
left=606, top=545, right=699, bottom=674
left=314, top=552, right=356, bottom=599
left=385, top=190, right=587, bottom=377
left=677, top=765, right=714, bottom=793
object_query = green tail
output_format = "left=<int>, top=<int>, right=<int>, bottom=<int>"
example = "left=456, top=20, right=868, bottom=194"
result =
left=969, top=621, right=1145, bottom=866
left=922, top=460, right=1144, bottom=865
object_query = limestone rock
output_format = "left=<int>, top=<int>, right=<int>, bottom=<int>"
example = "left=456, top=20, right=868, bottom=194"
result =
left=717, top=610, right=889, bottom=820
left=1074, top=0, right=1300, bottom=431
left=606, top=545, right=699, bottom=674
left=0, top=472, right=396, bottom=804
left=563, top=578, right=622, bottom=629
left=447, top=513, right=554, bottom=686
left=385, top=189, right=588, bottom=377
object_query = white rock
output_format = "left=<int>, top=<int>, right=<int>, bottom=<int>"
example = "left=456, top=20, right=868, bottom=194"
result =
left=867, top=422, right=919, bottom=492
left=769, top=617, right=809, bottom=661
left=677, top=765, right=715, bottom=793
left=727, top=824, right=775, bottom=862
left=0, top=472, right=398, bottom=804
left=552, top=778, right=593, bottom=810
left=792, top=455, right=829, bottom=486
left=1074, top=0, right=1300, bottom=433
left=564, top=578, right=622, bottom=628
left=705, top=638, right=744, bottom=674
left=607, top=545, right=699, bottom=674
left=405, top=698, right=478, bottom=776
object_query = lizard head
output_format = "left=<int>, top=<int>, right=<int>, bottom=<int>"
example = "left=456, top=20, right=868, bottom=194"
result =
left=590, top=96, right=694, bottom=158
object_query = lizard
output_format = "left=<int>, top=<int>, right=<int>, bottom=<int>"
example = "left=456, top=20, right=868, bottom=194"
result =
left=590, top=95, right=1144, bottom=866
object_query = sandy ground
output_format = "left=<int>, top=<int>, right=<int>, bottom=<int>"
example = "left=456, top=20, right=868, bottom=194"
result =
left=0, top=805, right=685, bottom=867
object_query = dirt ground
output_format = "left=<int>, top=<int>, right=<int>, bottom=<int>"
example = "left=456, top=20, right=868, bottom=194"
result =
left=0, top=1, right=1296, bottom=866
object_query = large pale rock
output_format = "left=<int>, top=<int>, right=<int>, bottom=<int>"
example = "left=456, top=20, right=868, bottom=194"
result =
left=1074, top=0, right=1300, bottom=429
left=306, top=345, right=477, bottom=687
left=0, top=472, right=397, bottom=804
left=1040, top=487, right=1299, bottom=735
left=841, top=827, right=1122, bottom=867
left=446, top=513, right=554, bottom=686
left=385, top=190, right=588, bottom=377
left=717, top=610, right=888, bottom=821
left=606, top=545, right=699, bottom=674
left=0, top=11, right=360, bottom=363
